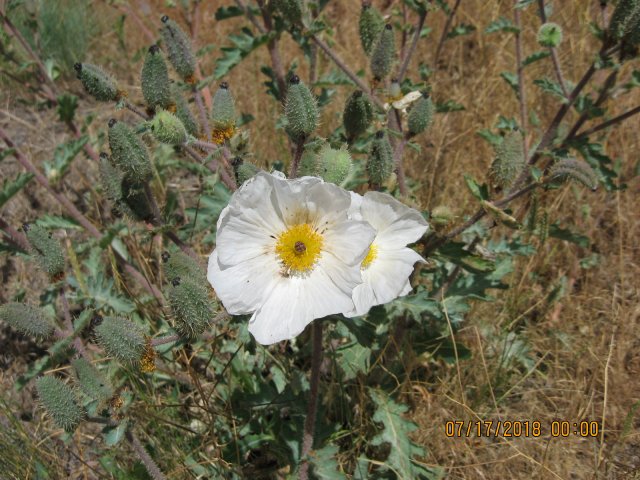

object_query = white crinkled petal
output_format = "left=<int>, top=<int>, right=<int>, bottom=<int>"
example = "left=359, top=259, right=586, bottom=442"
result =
left=345, top=282, right=377, bottom=317
left=323, top=219, right=376, bottom=267
left=347, top=191, right=364, bottom=221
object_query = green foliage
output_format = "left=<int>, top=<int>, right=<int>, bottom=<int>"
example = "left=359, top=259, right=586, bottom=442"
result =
left=107, top=119, right=153, bottom=183
left=43, top=136, right=88, bottom=185
left=309, top=444, right=346, bottom=479
left=370, top=24, right=395, bottom=80
left=24, top=223, right=65, bottom=279
left=367, top=131, right=394, bottom=185
left=609, top=0, right=640, bottom=41
left=537, top=22, right=563, bottom=47
left=75, top=63, right=119, bottom=102
left=0, top=172, right=33, bottom=211
left=0, top=303, right=55, bottom=338
left=359, top=3, right=384, bottom=55
left=95, top=316, right=146, bottom=365
left=273, top=0, right=304, bottom=25
left=167, top=277, right=216, bottom=340
left=35, top=376, right=84, bottom=433
left=285, top=75, right=318, bottom=138
left=71, top=358, right=114, bottom=405
left=141, top=45, right=172, bottom=110
left=160, top=16, right=196, bottom=80
left=485, top=16, right=520, bottom=34
left=343, top=90, right=374, bottom=141
left=149, top=110, right=187, bottom=145
left=214, top=28, right=270, bottom=79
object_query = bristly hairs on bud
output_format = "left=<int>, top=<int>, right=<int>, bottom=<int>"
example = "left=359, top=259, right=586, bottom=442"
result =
left=537, top=22, right=563, bottom=48
left=167, top=276, right=217, bottom=340
left=316, top=143, right=353, bottom=185
left=95, top=316, right=146, bottom=366
left=285, top=75, right=318, bottom=139
left=371, top=24, right=396, bottom=80
left=107, top=119, right=153, bottom=183
left=367, top=130, right=394, bottom=186
left=608, top=0, right=640, bottom=42
left=149, top=110, right=187, bottom=145
left=141, top=44, right=172, bottom=111
left=35, top=376, right=85, bottom=433
left=160, top=16, right=196, bottom=81
left=0, top=302, right=55, bottom=338
left=74, top=63, right=121, bottom=102
left=359, top=2, right=384, bottom=56
left=408, top=92, right=435, bottom=136
left=548, top=158, right=599, bottom=191
left=211, top=81, right=237, bottom=144
left=343, top=90, right=373, bottom=141
left=162, top=249, right=207, bottom=285
left=231, top=157, right=262, bottom=185
left=272, top=0, right=303, bottom=25
left=71, top=358, right=114, bottom=406
left=489, top=129, right=525, bottom=190
left=171, top=82, right=200, bottom=137
left=23, top=223, right=65, bottom=279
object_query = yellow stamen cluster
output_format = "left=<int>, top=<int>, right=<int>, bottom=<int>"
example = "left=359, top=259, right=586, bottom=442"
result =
left=211, top=125, right=236, bottom=144
left=140, top=338, right=157, bottom=373
left=275, top=223, right=323, bottom=274
left=361, top=243, right=378, bottom=269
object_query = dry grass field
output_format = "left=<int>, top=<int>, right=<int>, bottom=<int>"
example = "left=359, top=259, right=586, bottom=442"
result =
left=1, top=0, right=639, bottom=479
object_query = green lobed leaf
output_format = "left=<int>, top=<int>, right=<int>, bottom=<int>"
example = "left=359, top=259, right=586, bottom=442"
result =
left=0, top=172, right=33, bottom=210
left=485, top=17, right=520, bottom=34
left=309, top=444, right=346, bottom=479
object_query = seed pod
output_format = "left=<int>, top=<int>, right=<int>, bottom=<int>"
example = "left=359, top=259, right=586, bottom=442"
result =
left=171, top=83, right=199, bottom=137
left=609, top=0, right=640, bottom=40
left=74, top=63, right=119, bottom=102
left=0, top=303, right=55, bottom=338
left=285, top=75, right=318, bottom=139
left=489, top=130, right=525, bottom=190
left=359, top=3, right=384, bottom=55
left=35, top=376, right=84, bottom=433
left=150, top=110, right=187, bottom=145
left=537, top=22, right=563, bottom=47
left=272, top=0, right=303, bottom=25
left=211, top=82, right=236, bottom=144
left=548, top=158, right=599, bottom=191
left=370, top=24, right=395, bottom=80
left=95, top=316, right=146, bottom=365
left=316, top=144, right=352, bottom=185
left=160, top=16, right=196, bottom=80
left=167, top=277, right=216, bottom=340
left=162, top=250, right=207, bottom=285
left=408, top=92, right=435, bottom=136
left=141, top=45, right=172, bottom=110
left=108, top=119, right=152, bottom=183
left=343, top=90, right=373, bottom=140
left=367, top=131, right=394, bottom=185
left=71, top=358, right=113, bottom=405
left=24, top=224, right=65, bottom=279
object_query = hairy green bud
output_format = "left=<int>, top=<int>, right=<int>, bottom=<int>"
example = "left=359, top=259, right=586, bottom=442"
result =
left=272, top=0, right=303, bottom=25
left=548, top=158, right=599, bottom=191
left=71, top=358, right=113, bottom=404
left=537, top=22, right=563, bottom=47
left=231, top=158, right=262, bottom=185
left=316, top=144, right=352, bottom=185
left=408, top=93, right=435, bottom=136
left=74, top=63, right=119, bottom=102
left=108, top=119, right=152, bottom=183
left=285, top=75, right=318, bottom=138
left=95, top=316, right=146, bottom=365
left=160, top=16, right=196, bottom=80
left=371, top=24, right=395, bottom=80
left=430, top=205, right=455, bottom=226
left=359, top=3, right=384, bottom=55
left=367, top=131, right=394, bottom=185
left=141, top=45, right=172, bottom=110
left=489, top=130, right=525, bottom=190
left=298, top=144, right=321, bottom=177
left=99, top=153, right=124, bottom=202
left=211, top=82, right=236, bottom=130
left=150, top=110, right=187, bottom=145
left=23, top=223, right=65, bottom=279
left=167, top=277, right=216, bottom=340
left=609, top=0, right=640, bottom=41
left=0, top=303, right=55, bottom=338
left=171, top=83, right=199, bottom=137
left=161, top=250, right=207, bottom=285
left=343, top=90, right=373, bottom=140
left=35, top=376, right=84, bottom=433
left=121, top=179, right=154, bottom=222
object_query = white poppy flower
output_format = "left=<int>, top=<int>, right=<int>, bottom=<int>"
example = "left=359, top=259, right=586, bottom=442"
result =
left=345, top=191, right=429, bottom=317
left=383, top=90, right=423, bottom=113
left=207, top=172, right=376, bottom=345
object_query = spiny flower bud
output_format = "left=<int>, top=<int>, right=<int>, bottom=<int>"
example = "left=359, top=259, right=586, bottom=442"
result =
left=537, top=22, right=563, bottom=47
left=211, top=82, right=236, bottom=144
left=150, top=110, right=187, bottom=145
left=430, top=205, right=455, bottom=226
left=74, top=63, right=119, bottom=102
left=162, top=250, right=207, bottom=285
left=371, top=24, right=395, bottom=80
left=489, top=130, right=525, bottom=190
left=272, top=0, right=303, bottom=25
left=141, top=45, right=172, bottom=110
left=167, top=277, right=216, bottom=340
left=160, top=16, right=196, bottom=81
left=0, top=303, right=55, bottom=338
left=233, top=158, right=262, bottom=185
left=71, top=358, right=114, bottom=405
left=35, top=376, right=84, bottom=433
left=298, top=144, right=322, bottom=177
left=99, top=152, right=124, bottom=202
left=24, top=224, right=65, bottom=279
left=285, top=75, right=318, bottom=139
left=171, top=83, right=199, bottom=137
left=359, top=3, right=384, bottom=55
left=548, top=158, right=599, bottom=191
left=95, top=316, right=146, bottom=365
left=408, top=92, right=435, bottom=136
left=121, top=180, right=154, bottom=222
left=108, top=119, right=152, bottom=183
left=367, top=131, right=394, bottom=185
left=343, top=90, right=373, bottom=141
left=316, top=144, right=352, bottom=185
left=609, top=0, right=640, bottom=40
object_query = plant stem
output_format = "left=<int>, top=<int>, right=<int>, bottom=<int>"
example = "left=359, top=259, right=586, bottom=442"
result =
left=299, top=320, right=323, bottom=480
left=124, top=100, right=150, bottom=120
left=434, top=0, right=462, bottom=66
left=398, top=10, right=428, bottom=82
left=192, top=85, right=211, bottom=136
left=150, top=334, right=181, bottom=346
left=255, top=0, right=288, bottom=103
left=575, top=104, right=640, bottom=138
left=125, top=430, right=167, bottom=480
left=537, top=0, right=569, bottom=97
left=393, top=135, right=409, bottom=197
left=59, top=285, right=90, bottom=361
left=0, top=217, right=30, bottom=251
left=514, top=1, right=528, bottom=151
left=289, top=137, right=306, bottom=178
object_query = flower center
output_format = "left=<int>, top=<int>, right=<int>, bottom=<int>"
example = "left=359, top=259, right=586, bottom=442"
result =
left=361, top=243, right=378, bottom=269
left=275, top=224, right=323, bottom=274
